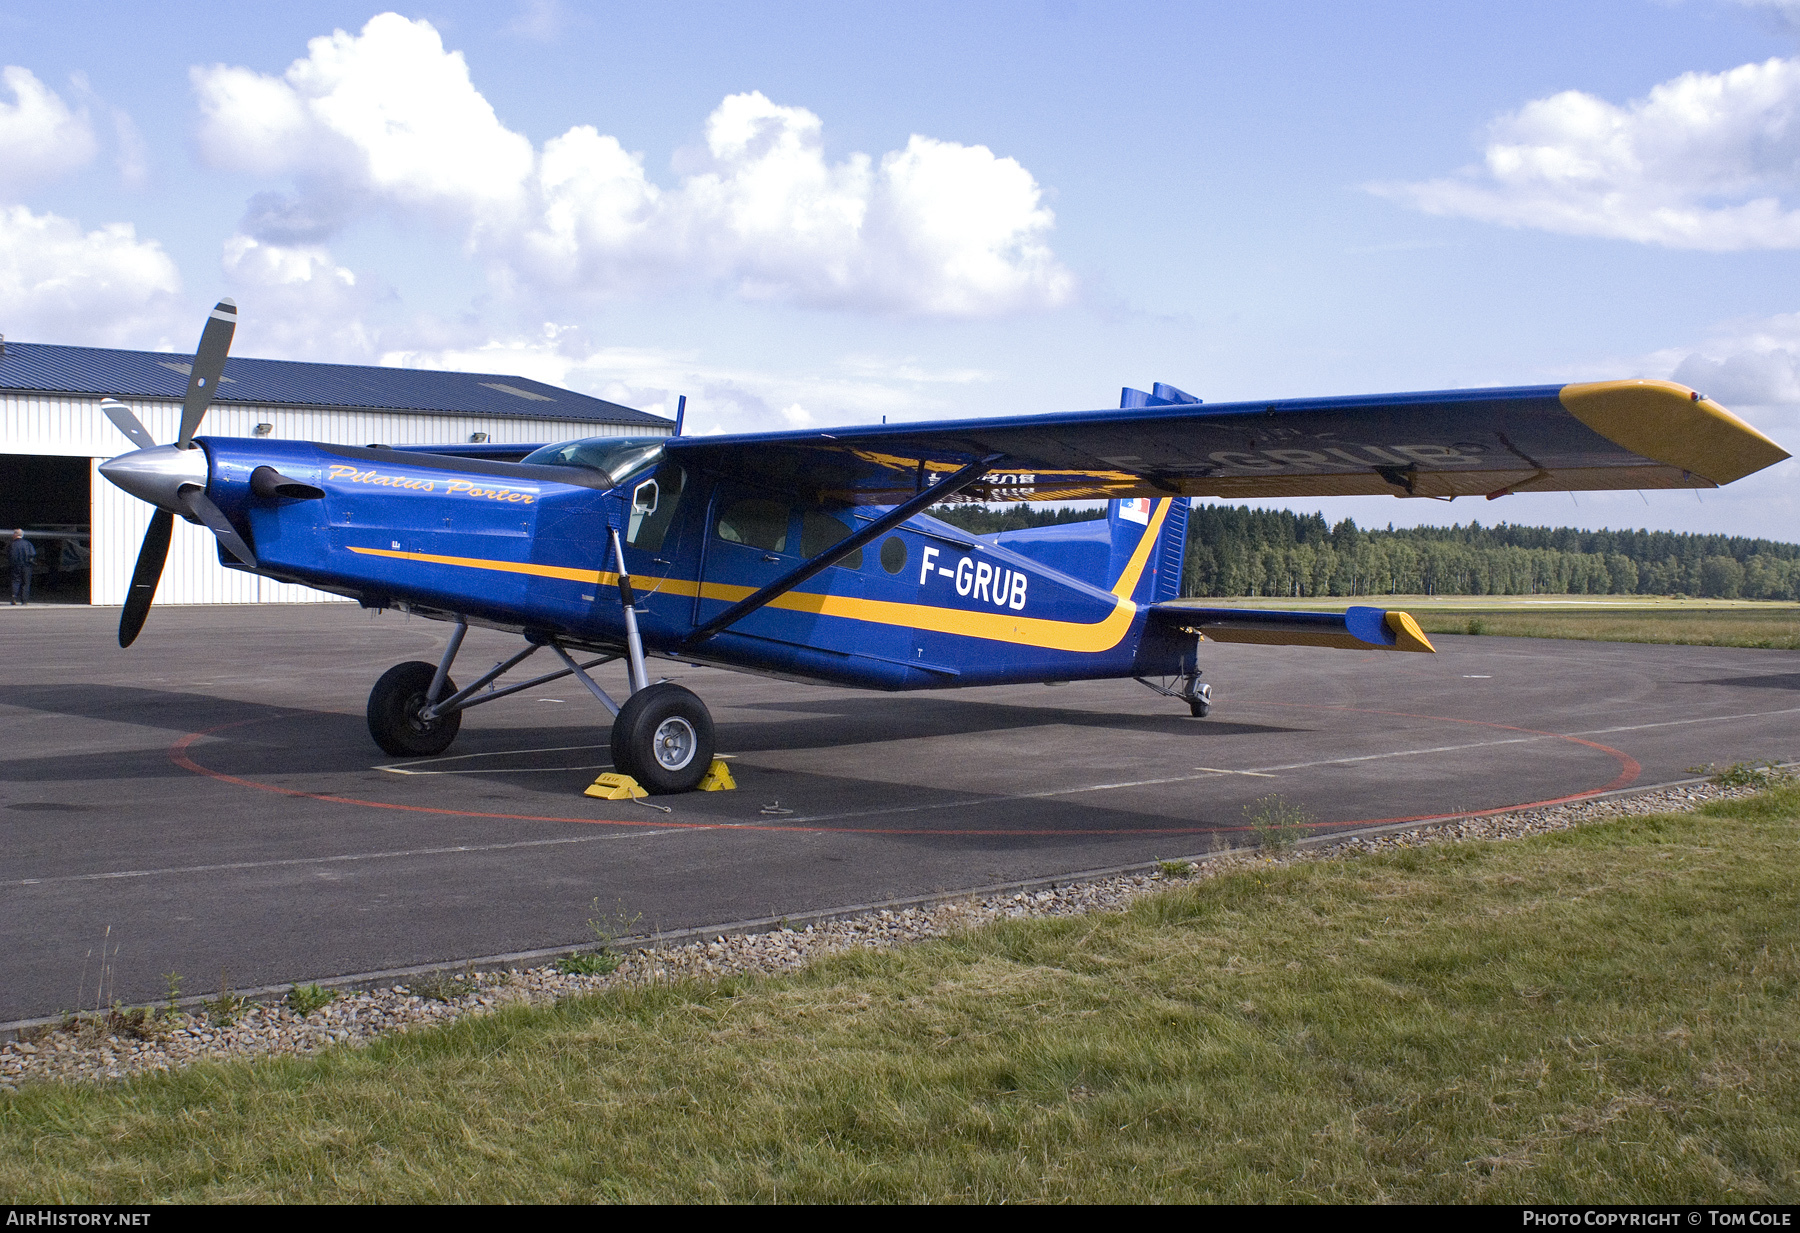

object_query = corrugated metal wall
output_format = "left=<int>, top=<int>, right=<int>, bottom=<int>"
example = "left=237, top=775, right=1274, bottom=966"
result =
left=4, top=392, right=666, bottom=606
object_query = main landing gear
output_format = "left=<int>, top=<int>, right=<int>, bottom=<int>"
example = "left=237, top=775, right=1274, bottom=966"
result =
left=367, top=660, right=463, bottom=757
left=609, top=682, right=714, bottom=794
left=365, top=528, right=717, bottom=793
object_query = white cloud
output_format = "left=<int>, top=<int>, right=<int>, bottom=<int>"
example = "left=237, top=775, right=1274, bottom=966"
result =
left=1732, top=0, right=1800, bottom=32
left=381, top=329, right=984, bottom=434
left=506, top=0, right=571, bottom=42
left=837, top=354, right=995, bottom=383
left=111, top=109, right=149, bottom=189
left=219, top=233, right=381, bottom=360
left=1374, top=56, right=1800, bottom=249
left=193, top=15, right=533, bottom=226
left=0, top=205, right=181, bottom=346
left=0, top=66, right=97, bottom=198
left=191, top=13, right=1072, bottom=316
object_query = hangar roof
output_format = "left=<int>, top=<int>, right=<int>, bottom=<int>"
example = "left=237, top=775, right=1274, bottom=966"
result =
left=0, top=341, right=670, bottom=427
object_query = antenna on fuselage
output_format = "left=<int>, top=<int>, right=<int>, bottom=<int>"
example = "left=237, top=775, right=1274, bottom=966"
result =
left=673, top=394, right=687, bottom=437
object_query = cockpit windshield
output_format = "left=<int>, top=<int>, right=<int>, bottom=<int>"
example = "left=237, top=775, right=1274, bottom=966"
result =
left=520, top=437, right=666, bottom=487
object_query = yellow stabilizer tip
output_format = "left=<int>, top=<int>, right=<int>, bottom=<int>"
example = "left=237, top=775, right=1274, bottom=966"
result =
left=698, top=757, right=737, bottom=792
left=1384, top=610, right=1436, bottom=653
left=585, top=772, right=647, bottom=801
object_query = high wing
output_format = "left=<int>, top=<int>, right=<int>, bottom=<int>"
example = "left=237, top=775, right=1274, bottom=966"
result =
left=661, top=379, right=1789, bottom=504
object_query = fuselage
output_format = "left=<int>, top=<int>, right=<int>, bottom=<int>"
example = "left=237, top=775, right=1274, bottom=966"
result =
left=188, top=435, right=1192, bottom=691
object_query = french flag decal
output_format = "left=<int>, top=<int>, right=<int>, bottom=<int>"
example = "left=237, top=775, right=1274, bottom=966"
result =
left=1118, top=497, right=1152, bottom=525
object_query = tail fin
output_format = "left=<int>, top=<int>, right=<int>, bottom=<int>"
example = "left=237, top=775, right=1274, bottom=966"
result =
left=1110, top=497, right=1188, bottom=604
left=993, top=497, right=1189, bottom=600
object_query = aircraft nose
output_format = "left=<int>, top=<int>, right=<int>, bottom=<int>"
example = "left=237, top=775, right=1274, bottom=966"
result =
left=98, top=445, right=209, bottom=512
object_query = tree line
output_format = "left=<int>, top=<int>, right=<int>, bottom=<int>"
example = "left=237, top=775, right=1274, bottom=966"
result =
left=931, top=502, right=1800, bottom=600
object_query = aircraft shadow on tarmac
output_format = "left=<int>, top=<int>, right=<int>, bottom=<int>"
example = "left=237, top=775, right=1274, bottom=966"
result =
left=0, top=684, right=1305, bottom=800
left=706, top=696, right=1300, bottom=752
left=0, top=685, right=364, bottom=784
left=375, top=696, right=1300, bottom=805
left=3, top=683, right=342, bottom=735
left=1680, top=672, right=1800, bottom=692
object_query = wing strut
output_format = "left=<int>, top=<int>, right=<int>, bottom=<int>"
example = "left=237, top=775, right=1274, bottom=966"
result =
left=681, top=452, right=1002, bottom=648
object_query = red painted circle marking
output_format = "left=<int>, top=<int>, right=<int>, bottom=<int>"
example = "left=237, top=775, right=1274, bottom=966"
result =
left=169, top=703, right=1641, bottom=838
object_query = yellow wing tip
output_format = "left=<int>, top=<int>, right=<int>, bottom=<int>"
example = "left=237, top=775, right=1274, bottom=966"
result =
left=1384, top=610, right=1436, bottom=653
left=1560, top=379, right=1790, bottom=485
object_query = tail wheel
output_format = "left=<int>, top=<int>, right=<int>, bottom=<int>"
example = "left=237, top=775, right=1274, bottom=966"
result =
left=609, top=682, right=714, bottom=794
left=367, top=660, right=462, bottom=757
left=1188, top=681, right=1213, bottom=719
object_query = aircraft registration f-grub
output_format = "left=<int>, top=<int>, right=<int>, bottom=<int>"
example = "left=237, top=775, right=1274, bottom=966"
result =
left=97, top=303, right=1791, bottom=792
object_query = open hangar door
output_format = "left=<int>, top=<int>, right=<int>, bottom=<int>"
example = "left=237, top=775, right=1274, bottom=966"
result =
left=0, top=454, right=90, bottom=604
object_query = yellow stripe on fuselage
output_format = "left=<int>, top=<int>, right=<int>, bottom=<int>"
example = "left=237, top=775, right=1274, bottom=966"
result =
left=347, top=499, right=1171, bottom=654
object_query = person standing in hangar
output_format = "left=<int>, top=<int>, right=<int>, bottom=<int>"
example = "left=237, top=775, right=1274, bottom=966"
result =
left=8, top=529, right=35, bottom=605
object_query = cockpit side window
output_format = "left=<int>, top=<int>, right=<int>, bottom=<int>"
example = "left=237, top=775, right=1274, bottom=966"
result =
left=716, top=497, right=789, bottom=553
left=627, top=466, right=686, bottom=553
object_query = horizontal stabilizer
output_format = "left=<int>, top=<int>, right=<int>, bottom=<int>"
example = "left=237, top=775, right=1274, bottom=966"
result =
left=1149, top=604, right=1436, bottom=653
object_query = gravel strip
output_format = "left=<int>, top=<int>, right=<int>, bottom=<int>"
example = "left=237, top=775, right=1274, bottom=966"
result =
left=0, top=777, right=1779, bottom=1092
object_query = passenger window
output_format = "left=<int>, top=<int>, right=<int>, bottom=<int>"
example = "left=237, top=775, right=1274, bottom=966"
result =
left=880, top=536, right=907, bottom=574
left=627, top=465, right=685, bottom=553
left=801, top=510, right=863, bottom=570
left=716, top=497, right=789, bottom=553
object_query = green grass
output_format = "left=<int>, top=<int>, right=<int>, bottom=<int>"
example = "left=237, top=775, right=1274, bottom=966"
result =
left=1412, top=607, right=1800, bottom=648
left=3, top=789, right=1798, bottom=1202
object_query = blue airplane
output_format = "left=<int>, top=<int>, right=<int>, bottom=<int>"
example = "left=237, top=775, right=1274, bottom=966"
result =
left=97, top=302, right=1792, bottom=792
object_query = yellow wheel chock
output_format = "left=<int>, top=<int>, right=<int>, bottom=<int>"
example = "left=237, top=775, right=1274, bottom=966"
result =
left=698, top=757, right=736, bottom=792
left=584, top=772, right=647, bottom=800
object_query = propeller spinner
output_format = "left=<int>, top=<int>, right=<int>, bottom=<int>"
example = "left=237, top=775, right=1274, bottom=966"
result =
left=97, top=299, right=250, bottom=647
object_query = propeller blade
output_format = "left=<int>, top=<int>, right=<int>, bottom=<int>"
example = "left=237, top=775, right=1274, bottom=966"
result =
left=101, top=399, right=157, bottom=451
left=176, top=298, right=237, bottom=450
left=119, top=509, right=173, bottom=648
left=181, top=488, right=257, bottom=568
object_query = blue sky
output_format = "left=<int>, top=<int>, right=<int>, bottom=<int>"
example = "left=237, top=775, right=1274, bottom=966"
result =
left=4, top=1, right=1799, bottom=538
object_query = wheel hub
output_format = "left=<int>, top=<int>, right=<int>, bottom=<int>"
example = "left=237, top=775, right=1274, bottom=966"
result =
left=405, top=693, right=437, bottom=734
left=651, top=716, right=697, bottom=771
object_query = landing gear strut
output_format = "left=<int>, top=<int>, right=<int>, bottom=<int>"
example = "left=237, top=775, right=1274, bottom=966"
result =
left=364, top=527, right=717, bottom=793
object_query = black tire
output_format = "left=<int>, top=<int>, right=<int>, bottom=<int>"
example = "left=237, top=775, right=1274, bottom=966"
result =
left=609, top=682, right=714, bottom=794
left=1189, top=697, right=1211, bottom=718
left=367, top=661, right=462, bottom=757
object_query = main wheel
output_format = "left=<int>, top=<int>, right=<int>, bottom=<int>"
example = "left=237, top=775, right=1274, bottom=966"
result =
left=609, top=682, right=714, bottom=794
left=367, top=661, right=462, bottom=757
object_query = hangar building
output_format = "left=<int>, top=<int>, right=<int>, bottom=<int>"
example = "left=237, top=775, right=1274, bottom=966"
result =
left=0, top=340, right=671, bottom=605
